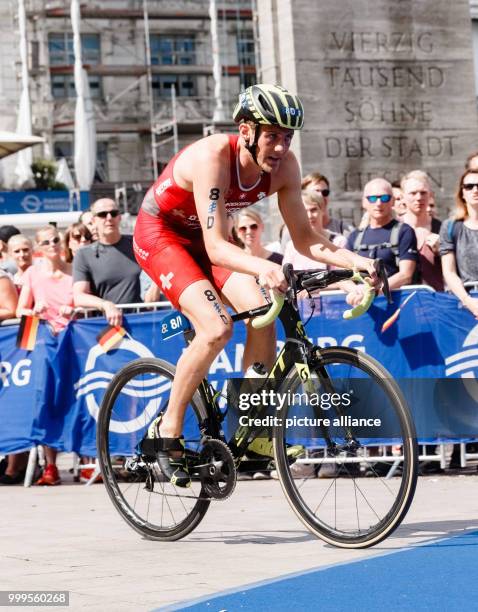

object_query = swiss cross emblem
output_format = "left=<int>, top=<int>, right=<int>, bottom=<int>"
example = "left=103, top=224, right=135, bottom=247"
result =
left=172, top=209, right=185, bottom=218
left=239, top=193, right=246, bottom=200
left=160, top=272, right=174, bottom=290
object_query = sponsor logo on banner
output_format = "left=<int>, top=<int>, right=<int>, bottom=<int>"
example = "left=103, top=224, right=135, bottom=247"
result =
left=445, top=323, right=478, bottom=401
left=0, top=358, right=32, bottom=387
left=74, top=338, right=170, bottom=433
left=21, top=194, right=42, bottom=213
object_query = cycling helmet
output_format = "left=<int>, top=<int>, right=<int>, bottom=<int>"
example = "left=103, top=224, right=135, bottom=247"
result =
left=233, top=83, right=304, bottom=130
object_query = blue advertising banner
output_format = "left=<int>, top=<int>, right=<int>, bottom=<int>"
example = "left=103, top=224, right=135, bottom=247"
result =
left=0, top=190, right=89, bottom=215
left=0, top=288, right=477, bottom=456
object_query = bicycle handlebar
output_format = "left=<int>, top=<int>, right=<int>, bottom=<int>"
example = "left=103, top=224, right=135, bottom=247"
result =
left=251, top=292, right=285, bottom=329
left=342, top=271, right=375, bottom=320
left=251, top=259, right=389, bottom=328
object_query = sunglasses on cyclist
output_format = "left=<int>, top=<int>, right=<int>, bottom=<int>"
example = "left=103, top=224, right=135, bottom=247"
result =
left=319, top=189, right=330, bottom=197
left=462, top=183, right=478, bottom=191
left=366, top=194, right=392, bottom=204
left=238, top=223, right=258, bottom=232
left=39, top=236, right=61, bottom=246
left=95, top=209, right=120, bottom=218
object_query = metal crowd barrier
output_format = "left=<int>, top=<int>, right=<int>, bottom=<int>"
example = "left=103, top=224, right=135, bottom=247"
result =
left=2, top=286, right=477, bottom=486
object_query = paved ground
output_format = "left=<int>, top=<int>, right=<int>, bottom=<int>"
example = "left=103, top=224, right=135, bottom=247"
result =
left=2, top=466, right=478, bottom=612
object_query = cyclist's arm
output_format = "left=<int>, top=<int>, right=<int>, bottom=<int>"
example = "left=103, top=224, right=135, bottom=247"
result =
left=192, top=143, right=285, bottom=289
left=277, top=159, right=375, bottom=275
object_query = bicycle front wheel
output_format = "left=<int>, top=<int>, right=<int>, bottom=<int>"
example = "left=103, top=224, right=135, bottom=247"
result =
left=273, top=347, right=418, bottom=548
left=97, top=358, right=211, bottom=541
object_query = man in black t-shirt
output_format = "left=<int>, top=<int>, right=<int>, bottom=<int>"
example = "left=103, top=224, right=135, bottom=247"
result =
left=73, top=198, right=142, bottom=326
left=347, top=178, right=417, bottom=302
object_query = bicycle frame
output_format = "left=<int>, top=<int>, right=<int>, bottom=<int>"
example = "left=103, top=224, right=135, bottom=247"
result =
left=182, top=297, right=337, bottom=462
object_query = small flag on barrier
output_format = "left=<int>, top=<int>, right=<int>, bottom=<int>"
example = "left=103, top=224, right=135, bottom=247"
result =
left=381, top=291, right=417, bottom=333
left=97, top=325, right=126, bottom=352
left=16, top=315, right=40, bottom=350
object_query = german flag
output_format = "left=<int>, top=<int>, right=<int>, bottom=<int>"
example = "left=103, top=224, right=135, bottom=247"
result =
left=97, top=325, right=126, bottom=353
left=16, top=315, right=40, bottom=350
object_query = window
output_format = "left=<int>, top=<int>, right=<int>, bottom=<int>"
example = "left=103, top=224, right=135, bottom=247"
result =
left=237, top=30, right=255, bottom=67
left=150, top=35, right=196, bottom=66
left=152, top=74, right=196, bottom=98
left=149, top=34, right=197, bottom=97
left=48, top=33, right=101, bottom=99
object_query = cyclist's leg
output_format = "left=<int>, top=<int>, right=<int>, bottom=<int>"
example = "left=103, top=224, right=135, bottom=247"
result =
left=136, top=237, right=233, bottom=439
left=158, top=279, right=232, bottom=438
left=220, top=272, right=276, bottom=370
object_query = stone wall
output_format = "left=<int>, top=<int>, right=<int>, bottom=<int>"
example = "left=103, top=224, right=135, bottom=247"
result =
left=258, top=0, right=478, bottom=222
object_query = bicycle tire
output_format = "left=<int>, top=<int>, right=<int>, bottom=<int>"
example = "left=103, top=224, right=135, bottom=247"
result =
left=273, top=346, right=418, bottom=548
left=97, top=357, right=211, bottom=541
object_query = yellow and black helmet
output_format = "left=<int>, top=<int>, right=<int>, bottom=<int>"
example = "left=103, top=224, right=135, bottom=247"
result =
left=233, top=83, right=304, bottom=130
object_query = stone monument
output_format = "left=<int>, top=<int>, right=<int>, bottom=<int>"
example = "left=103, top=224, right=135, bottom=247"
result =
left=257, top=0, right=478, bottom=222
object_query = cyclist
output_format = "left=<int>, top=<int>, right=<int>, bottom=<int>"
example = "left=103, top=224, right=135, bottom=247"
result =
left=133, top=83, right=380, bottom=486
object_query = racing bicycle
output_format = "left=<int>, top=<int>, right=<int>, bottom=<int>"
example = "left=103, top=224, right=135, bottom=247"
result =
left=97, top=261, right=418, bottom=548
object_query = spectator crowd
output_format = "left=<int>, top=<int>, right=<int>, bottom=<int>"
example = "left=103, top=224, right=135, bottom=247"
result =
left=1, top=153, right=478, bottom=485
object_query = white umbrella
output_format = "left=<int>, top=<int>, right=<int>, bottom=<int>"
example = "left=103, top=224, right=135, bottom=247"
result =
left=55, top=157, right=75, bottom=189
left=0, top=131, right=44, bottom=159
left=13, top=0, right=35, bottom=188
left=71, top=0, right=96, bottom=190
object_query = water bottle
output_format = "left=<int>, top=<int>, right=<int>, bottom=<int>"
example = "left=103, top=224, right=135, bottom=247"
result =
left=244, top=362, right=267, bottom=378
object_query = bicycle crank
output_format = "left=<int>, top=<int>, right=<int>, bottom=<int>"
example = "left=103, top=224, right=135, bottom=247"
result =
left=198, top=439, right=236, bottom=500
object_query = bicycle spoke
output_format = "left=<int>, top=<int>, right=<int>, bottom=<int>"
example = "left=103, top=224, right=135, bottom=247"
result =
left=97, top=358, right=211, bottom=540
left=273, top=347, right=417, bottom=548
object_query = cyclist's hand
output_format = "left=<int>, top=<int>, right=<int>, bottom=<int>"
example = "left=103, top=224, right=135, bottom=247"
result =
left=103, top=301, right=123, bottom=327
left=345, top=285, right=366, bottom=306
left=355, top=256, right=381, bottom=292
left=257, top=262, right=287, bottom=294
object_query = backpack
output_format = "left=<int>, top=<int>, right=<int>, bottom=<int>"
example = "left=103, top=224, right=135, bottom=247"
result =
left=446, top=219, right=464, bottom=245
left=352, top=221, right=403, bottom=269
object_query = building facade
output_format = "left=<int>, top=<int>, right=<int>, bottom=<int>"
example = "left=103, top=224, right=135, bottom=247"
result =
left=0, top=0, right=256, bottom=206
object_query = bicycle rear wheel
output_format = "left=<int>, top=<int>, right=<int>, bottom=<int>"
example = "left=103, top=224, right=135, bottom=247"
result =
left=273, top=347, right=418, bottom=548
left=97, top=358, right=211, bottom=541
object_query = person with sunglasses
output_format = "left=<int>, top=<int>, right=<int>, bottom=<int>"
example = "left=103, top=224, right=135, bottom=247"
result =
left=16, top=225, right=74, bottom=334
left=64, top=223, right=93, bottom=264
left=16, top=225, right=75, bottom=486
left=301, top=172, right=354, bottom=237
left=440, top=169, right=478, bottom=319
left=133, top=83, right=380, bottom=487
left=347, top=178, right=417, bottom=298
left=73, top=198, right=141, bottom=327
left=235, top=209, right=283, bottom=265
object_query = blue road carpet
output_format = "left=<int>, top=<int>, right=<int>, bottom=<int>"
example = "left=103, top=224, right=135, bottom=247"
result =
left=165, top=530, right=478, bottom=611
